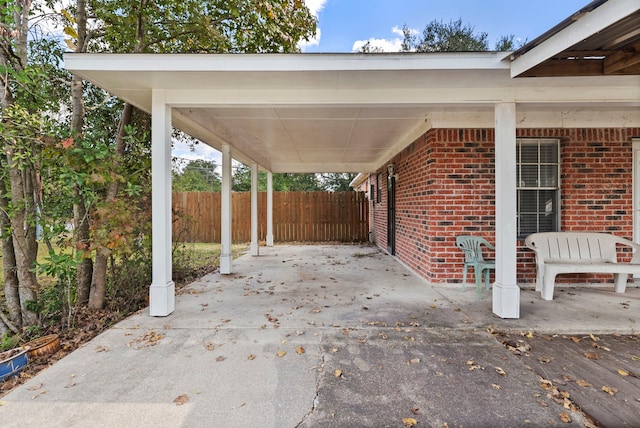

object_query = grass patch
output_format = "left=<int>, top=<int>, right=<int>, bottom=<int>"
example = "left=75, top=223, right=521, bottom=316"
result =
left=172, top=242, right=248, bottom=288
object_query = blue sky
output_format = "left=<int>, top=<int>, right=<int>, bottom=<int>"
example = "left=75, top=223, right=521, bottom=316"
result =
left=302, top=0, right=590, bottom=52
left=173, top=0, right=591, bottom=164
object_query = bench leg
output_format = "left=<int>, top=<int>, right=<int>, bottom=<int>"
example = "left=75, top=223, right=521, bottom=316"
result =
left=541, top=271, right=556, bottom=301
left=613, top=273, right=628, bottom=293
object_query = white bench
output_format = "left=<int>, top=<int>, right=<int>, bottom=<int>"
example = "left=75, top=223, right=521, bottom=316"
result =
left=524, top=232, right=640, bottom=300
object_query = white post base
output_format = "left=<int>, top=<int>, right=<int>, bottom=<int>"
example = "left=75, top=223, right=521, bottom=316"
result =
left=492, top=282, right=520, bottom=319
left=220, top=254, right=233, bottom=274
left=266, top=235, right=274, bottom=247
left=149, top=281, right=175, bottom=317
left=250, top=242, right=259, bottom=256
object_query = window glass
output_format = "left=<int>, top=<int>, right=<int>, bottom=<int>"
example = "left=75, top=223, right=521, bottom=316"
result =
left=517, top=139, right=560, bottom=238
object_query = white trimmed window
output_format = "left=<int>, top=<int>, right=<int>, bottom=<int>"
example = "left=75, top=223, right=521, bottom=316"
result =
left=517, top=138, right=560, bottom=238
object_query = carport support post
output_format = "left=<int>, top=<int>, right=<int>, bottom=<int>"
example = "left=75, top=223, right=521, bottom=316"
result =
left=492, top=102, right=520, bottom=319
left=220, top=144, right=233, bottom=274
left=266, top=172, right=274, bottom=246
left=149, top=90, right=175, bottom=316
left=250, top=162, right=259, bottom=256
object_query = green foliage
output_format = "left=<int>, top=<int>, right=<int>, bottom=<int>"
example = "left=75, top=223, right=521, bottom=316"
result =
left=93, top=0, right=316, bottom=53
left=172, top=159, right=221, bottom=192
left=232, top=164, right=326, bottom=192
left=319, top=173, right=357, bottom=191
left=0, top=333, right=20, bottom=352
left=402, top=19, right=523, bottom=53
left=230, top=165, right=356, bottom=192
left=402, top=19, right=488, bottom=52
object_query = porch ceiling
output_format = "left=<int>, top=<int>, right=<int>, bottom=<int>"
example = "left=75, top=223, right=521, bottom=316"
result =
left=65, top=51, right=640, bottom=173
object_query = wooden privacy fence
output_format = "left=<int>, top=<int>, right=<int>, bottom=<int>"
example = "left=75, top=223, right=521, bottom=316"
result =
left=172, top=191, right=369, bottom=243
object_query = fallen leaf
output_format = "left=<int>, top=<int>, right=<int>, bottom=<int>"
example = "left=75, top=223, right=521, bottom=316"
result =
left=0, top=401, right=5, bottom=406
left=491, top=383, right=501, bottom=390
left=631, top=355, right=640, bottom=362
left=173, top=394, right=189, bottom=406
left=402, top=417, right=418, bottom=427
left=296, top=346, right=305, bottom=355
left=411, top=406, right=421, bottom=415
left=558, top=412, right=572, bottom=423
left=601, top=386, right=617, bottom=396
left=569, top=336, right=580, bottom=343
left=526, top=331, right=534, bottom=338
left=95, top=345, right=109, bottom=352
left=537, top=356, right=552, bottom=363
left=333, top=369, right=343, bottom=378
left=590, top=334, right=599, bottom=342
left=576, top=379, right=592, bottom=387
left=27, top=383, right=44, bottom=391
left=277, top=351, right=286, bottom=357
left=495, top=367, right=507, bottom=376
left=617, top=368, right=629, bottom=376
left=31, top=390, right=47, bottom=400
left=247, top=354, right=256, bottom=360
left=216, top=356, right=227, bottom=362
left=584, top=352, right=599, bottom=360
left=563, top=398, right=571, bottom=409
left=330, top=347, right=338, bottom=353
left=408, top=358, right=421, bottom=365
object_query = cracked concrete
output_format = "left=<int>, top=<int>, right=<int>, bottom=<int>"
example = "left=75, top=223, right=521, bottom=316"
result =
left=0, top=244, right=637, bottom=427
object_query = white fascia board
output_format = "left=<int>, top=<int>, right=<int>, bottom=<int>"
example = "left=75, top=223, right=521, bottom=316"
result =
left=65, top=52, right=509, bottom=74
left=510, top=0, right=640, bottom=77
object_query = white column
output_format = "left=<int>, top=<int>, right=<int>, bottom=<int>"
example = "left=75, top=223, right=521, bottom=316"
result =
left=220, top=144, right=233, bottom=274
left=149, top=90, right=175, bottom=317
left=492, top=102, right=520, bottom=319
left=250, top=162, right=259, bottom=256
left=266, top=171, right=274, bottom=247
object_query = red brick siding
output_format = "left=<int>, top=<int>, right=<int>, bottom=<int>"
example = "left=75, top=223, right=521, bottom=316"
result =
left=371, top=127, right=640, bottom=285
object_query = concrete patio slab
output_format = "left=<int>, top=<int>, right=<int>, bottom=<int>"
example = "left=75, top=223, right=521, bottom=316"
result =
left=0, top=244, right=637, bottom=427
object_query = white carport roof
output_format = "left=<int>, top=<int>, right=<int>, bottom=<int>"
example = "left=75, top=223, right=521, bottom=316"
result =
left=65, top=51, right=639, bottom=174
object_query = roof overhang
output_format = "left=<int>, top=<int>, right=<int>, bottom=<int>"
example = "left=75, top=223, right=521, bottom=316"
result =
left=510, top=0, right=640, bottom=77
left=65, top=51, right=639, bottom=174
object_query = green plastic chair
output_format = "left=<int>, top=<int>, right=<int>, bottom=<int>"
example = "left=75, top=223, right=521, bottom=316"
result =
left=455, top=235, right=496, bottom=299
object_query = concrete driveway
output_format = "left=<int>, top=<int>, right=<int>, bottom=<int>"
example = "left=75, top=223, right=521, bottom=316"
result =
left=1, top=244, right=637, bottom=427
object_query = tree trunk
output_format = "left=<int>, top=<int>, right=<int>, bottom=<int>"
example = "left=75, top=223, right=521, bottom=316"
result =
left=72, top=0, right=94, bottom=307
left=88, top=103, right=133, bottom=309
left=6, top=147, right=39, bottom=326
left=0, top=189, right=22, bottom=328
left=75, top=195, right=93, bottom=306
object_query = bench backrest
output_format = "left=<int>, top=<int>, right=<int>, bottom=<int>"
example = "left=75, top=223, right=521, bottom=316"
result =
left=524, top=232, right=620, bottom=263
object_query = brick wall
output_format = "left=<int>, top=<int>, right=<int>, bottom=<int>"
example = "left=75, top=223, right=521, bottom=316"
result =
left=370, top=127, right=640, bottom=285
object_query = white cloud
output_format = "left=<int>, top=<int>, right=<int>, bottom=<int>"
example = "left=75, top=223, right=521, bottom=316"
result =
left=351, top=26, right=410, bottom=53
left=299, top=0, right=328, bottom=51
left=172, top=140, right=221, bottom=169
left=298, top=27, right=322, bottom=51
left=304, top=0, right=328, bottom=17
